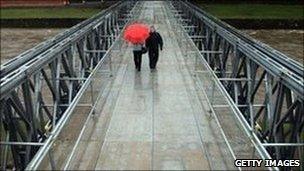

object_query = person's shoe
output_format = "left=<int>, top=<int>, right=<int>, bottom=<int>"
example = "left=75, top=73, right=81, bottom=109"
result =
left=137, top=68, right=141, bottom=72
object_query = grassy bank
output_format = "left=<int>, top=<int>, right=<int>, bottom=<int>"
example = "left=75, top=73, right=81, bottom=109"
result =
left=1, top=4, right=303, bottom=20
left=0, top=8, right=101, bottom=19
left=200, top=4, right=304, bottom=19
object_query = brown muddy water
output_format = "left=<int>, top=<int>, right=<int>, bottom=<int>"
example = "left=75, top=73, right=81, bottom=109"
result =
left=0, top=29, right=303, bottom=65
left=243, top=29, right=303, bottom=65
left=0, top=28, right=64, bottom=64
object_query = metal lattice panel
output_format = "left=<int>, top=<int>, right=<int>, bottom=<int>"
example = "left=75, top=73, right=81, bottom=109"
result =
left=168, top=0, right=304, bottom=168
left=0, top=0, right=303, bottom=170
left=0, top=1, right=139, bottom=170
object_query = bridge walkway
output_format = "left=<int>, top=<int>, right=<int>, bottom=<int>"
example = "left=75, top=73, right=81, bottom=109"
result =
left=63, top=1, right=237, bottom=170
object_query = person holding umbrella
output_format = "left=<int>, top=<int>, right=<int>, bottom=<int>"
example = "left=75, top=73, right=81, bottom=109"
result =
left=123, top=23, right=149, bottom=72
left=145, top=25, right=163, bottom=71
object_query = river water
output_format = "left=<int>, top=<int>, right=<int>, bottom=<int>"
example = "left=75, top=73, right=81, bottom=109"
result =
left=243, top=29, right=303, bottom=65
left=0, top=28, right=64, bottom=64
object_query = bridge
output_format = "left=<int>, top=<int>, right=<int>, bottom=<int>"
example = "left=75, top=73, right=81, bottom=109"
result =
left=0, top=1, right=303, bottom=170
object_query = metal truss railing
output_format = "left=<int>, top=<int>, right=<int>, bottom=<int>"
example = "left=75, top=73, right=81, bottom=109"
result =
left=0, top=2, right=127, bottom=78
left=167, top=0, right=303, bottom=170
left=0, top=1, right=139, bottom=170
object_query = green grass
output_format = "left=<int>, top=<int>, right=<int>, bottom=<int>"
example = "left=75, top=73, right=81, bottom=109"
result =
left=1, top=4, right=303, bottom=20
left=0, top=8, right=101, bottom=19
left=200, top=4, right=304, bottom=19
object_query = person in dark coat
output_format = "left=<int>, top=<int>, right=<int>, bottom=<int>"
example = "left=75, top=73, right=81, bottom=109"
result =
left=145, top=26, right=163, bottom=71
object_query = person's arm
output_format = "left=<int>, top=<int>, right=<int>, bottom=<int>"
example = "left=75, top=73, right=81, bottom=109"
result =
left=157, top=32, right=163, bottom=50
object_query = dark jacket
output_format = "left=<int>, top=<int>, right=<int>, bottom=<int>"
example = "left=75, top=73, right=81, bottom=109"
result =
left=145, top=32, right=163, bottom=51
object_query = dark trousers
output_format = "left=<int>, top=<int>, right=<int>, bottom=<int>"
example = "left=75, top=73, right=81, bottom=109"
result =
left=133, top=51, right=142, bottom=70
left=148, top=49, right=159, bottom=69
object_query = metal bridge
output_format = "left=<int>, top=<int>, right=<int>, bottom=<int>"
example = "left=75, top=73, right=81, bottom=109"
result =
left=0, top=1, right=303, bottom=170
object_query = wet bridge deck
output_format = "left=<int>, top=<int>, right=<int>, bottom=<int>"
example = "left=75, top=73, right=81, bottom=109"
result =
left=43, top=1, right=250, bottom=170
left=65, top=2, right=237, bottom=170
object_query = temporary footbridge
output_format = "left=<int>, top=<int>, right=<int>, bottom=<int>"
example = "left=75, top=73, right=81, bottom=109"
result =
left=0, top=1, right=303, bottom=170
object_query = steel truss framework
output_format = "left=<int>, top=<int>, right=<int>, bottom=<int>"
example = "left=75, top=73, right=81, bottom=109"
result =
left=0, top=0, right=303, bottom=170
left=169, top=0, right=304, bottom=167
left=0, top=1, right=138, bottom=170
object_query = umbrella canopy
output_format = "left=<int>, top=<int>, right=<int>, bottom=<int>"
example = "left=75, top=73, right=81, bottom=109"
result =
left=123, top=23, right=149, bottom=44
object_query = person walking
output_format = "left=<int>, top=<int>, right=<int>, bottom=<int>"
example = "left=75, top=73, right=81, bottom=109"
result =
left=133, top=43, right=144, bottom=72
left=145, top=26, right=163, bottom=71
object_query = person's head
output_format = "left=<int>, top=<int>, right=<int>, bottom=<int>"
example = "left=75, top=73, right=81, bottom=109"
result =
left=150, top=25, right=156, bottom=33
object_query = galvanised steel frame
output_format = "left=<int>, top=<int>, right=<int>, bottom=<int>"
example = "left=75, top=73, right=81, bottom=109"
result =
left=0, top=0, right=303, bottom=170
left=0, top=1, right=138, bottom=170
left=169, top=0, right=304, bottom=168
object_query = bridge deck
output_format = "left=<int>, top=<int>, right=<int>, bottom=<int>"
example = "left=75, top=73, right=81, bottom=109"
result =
left=66, top=1, right=236, bottom=170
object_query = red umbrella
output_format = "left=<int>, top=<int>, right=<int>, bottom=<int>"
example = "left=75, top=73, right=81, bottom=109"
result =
left=123, top=23, right=150, bottom=44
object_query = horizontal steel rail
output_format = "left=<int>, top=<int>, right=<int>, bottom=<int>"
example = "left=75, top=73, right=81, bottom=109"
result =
left=166, top=2, right=273, bottom=167
left=184, top=1, right=304, bottom=99
left=0, top=1, right=302, bottom=170
left=0, top=1, right=128, bottom=78
left=0, top=1, right=138, bottom=170
left=187, top=2, right=303, bottom=77
left=0, top=2, right=132, bottom=98
left=169, top=1, right=303, bottom=170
